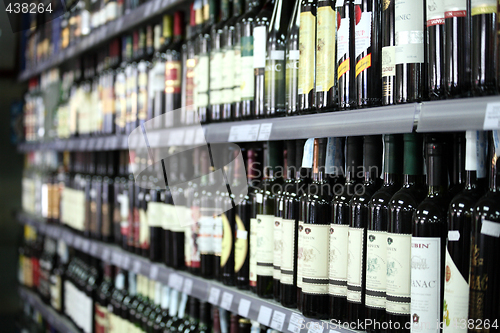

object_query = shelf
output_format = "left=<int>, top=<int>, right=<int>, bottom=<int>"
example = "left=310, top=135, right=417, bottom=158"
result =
left=18, top=0, right=189, bottom=82
left=19, top=286, right=80, bottom=333
left=17, top=211, right=356, bottom=333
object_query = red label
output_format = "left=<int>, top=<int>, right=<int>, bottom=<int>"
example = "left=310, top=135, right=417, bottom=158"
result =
left=427, top=18, right=445, bottom=26
left=166, top=61, right=182, bottom=94
left=32, top=259, right=40, bottom=288
left=134, top=208, right=140, bottom=248
left=445, top=10, right=466, bottom=18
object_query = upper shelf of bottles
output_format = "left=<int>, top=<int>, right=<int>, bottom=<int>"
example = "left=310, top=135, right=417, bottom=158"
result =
left=18, top=211, right=357, bottom=333
left=19, top=287, right=80, bottom=333
left=18, top=95, right=500, bottom=153
left=18, top=0, right=188, bottom=82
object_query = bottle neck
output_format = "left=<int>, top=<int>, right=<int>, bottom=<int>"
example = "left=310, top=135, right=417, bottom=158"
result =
left=465, top=170, right=478, bottom=189
left=233, top=0, right=242, bottom=16
left=383, top=172, right=399, bottom=185
left=426, top=150, right=446, bottom=196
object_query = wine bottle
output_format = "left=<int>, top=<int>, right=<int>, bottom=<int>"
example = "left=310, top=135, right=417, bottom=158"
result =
left=183, top=6, right=198, bottom=126
left=315, top=0, right=336, bottom=111
left=411, top=138, right=449, bottom=333
left=196, top=0, right=212, bottom=124
left=347, top=135, right=382, bottom=326
left=381, top=0, right=395, bottom=105
left=249, top=146, right=263, bottom=293
left=168, top=154, right=186, bottom=270
left=471, top=0, right=498, bottom=95
left=337, top=0, right=356, bottom=110
left=286, top=0, right=301, bottom=116
left=329, top=136, right=363, bottom=321
left=209, top=0, right=227, bottom=122
left=298, top=0, right=316, bottom=113
left=386, top=133, right=426, bottom=331
left=301, top=138, right=331, bottom=319
left=444, top=0, right=470, bottom=98
left=253, top=0, right=275, bottom=119
left=445, top=131, right=487, bottom=331
left=427, top=0, right=445, bottom=100
left=365, top=134, right=403, bottom=325
left=149, top=184, right=163, bottom=262
left=264, top=0, right=295, bottom=117
left=394, top=0, right=425, bottom=103
left=468, top=130, right=500, bottom=332
left=256, top=142, right=284, bottom=298
left=355, top=0, right=382, bottom=107
left=447, top=132, right=466, bottom=199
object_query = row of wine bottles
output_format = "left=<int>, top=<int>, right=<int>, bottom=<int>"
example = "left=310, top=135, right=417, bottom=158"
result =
left=22, top=130, right=500, bottom=330
left=19, top=224, right=278, bottom=333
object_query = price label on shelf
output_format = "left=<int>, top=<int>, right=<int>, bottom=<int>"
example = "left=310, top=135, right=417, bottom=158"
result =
left=257, top=306, right=273, bottom=326
left=183, top=128, right=196, bottom=146
left=63, top=231, right=74, bottom=245
left=228, top=124, right=261, bottom=142
left=183, top=278, right=193, bottom=295
left=219, top=292, right=233, bottom=311
left=90, top=243, right=99, bottom=256
left=194, top=127, right=206, bottom=145
left=287, top=313, right=304, bottom=333
left=208, top=287, right=221, bottom=305
left=73, top=236, right=82, bottom=249
left=122, top=255, right=131, bottom=270
left=132, top=260, right=142, bottom=274
left=153, top=0, right=161, bottom=11
left=101, top=248, right=111, bottom=262
left=111, top=251, right=121, bottom=266
left=257, top=123, right=273, bottom=141
left=96, top=138, right=105, bottom=150
left=307, top=321, right=324, bottom=333
left=149, top=265, right=159, bottom=280
left=115, top=19, right=124, bottom=33
left=79, top=140, right=87, bottom=151
left=52, top=227, right=62, bottom=238
left=484, top=102, right=500, bottom=130
left=237, top=298, right=251, bottom=317
left=81, top=239, right=90, bottom=253
left=168, top=129, right=185, bottom=146
left=270, top=311, right=286, bottom=331
left=168, top=273, right=184, bottom=291
left=144, top=2, right=154, bottom=16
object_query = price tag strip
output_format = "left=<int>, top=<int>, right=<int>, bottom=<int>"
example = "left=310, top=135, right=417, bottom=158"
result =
left=219, top=292, right=233, bottom=311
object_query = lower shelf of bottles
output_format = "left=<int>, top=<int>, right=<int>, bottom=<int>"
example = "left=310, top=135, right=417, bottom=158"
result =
left=17, top=211, right=357, bottom=333
left=19, top=286, right=80, bottom=333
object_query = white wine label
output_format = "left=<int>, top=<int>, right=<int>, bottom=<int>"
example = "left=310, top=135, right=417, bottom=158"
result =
left=337, top=18, right=350, bottom=62
left=465, top=131, right=487, bottom=178
left=170, top=206, right=188, bottom=232
left=481, top=219, right=500, bottom=238
left=443, top=249, right=469, bottom=333
left=197, top=216, right=215, bottom=254
left=241, top=47, right=254, bottom=100
left=139, top=209, right=149, bottom=246
left=298, top=11, right=316, bottom=95
left=444, top=0, right=466, bottom=17
left=355, top=11, right=372, bottom=59
left=297, top=221, right=304, bottom=288
left=366, top=230, right=388, bottom=309
left=281, top=219, right=296, bottom=285
left=213, top=216, right=223, bottom=255
left=221, top=214, right=232, bottom=268
left=395, top=0, right=424, bottom=64
left=250, top=218, right=258, bottom=285
left=316, top=6, right=336, bottom=92
left=410, top=237, right=441, bottom=332
left=302, top=138, right=315, bottom=168
left=427, top=0, right=445, bottom=25
left=222, top=49, right=235, bottom=104
left=329, top=224, right=349, bottom=296
left=301, top=224, right=330, bottom=294
left=471, top=0, right=497, bottom=15
left=147, top=202, right=163, bottom=227
left=382, top=46, right=396, bottom=77
left=162, top=204, right=173, bottom=230
left=210, top=51, right=223, bottom=105
left=253, top=26, right=267, bottom=69
left=326, top=138, right=343, bottom=175
left=386, top=233, right=411, bottom=315
left=197, top=55, right=209, bottom=107
left=256, top=214, right=275, bottom=276
left=273, top=217, right=283, bottom=280
left=347, top=227, right=364, bottom=303
left=233, top=47, right=242, bottom=103
left=234, top=215, right=248, bottom=273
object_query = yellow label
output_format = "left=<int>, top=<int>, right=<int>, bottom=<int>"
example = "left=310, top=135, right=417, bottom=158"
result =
left=221, top=213, right=232, bottom=268
left=316, top=6, right=336, bottom=92
left=356, top=54, right=372, bottom=77
left=298, top=11, right=316, bottom=95
left=234, top=215, right=248, bottom=273
left=471, top=5, right=497, bottom=15
left=338, top=58, right=350, bottom=78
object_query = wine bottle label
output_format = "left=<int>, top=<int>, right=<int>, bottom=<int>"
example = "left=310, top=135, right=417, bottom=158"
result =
left=147, top=202, right=162, bottom=227
left=139, top=208, right=150, bottom=249
left=241, top=36, right=255, bottom=100
left=265, top=50, right=286, bottom=110
left=337, top=17, right=350, bottom=79
left=395, top=0, right=424, bottom=64
left=95, top=304, right=108, bottom=333
left=190, top=222, right=201, bottom=268
left=210, top=51, right=223, bottom=105
left=185, top=223, right=192, bottom=267
left=366, top=230, right=387, bottom=310
left=50, top=274, right=62, bottom=310
left=138, top=72, right=148, bottom=120
left=161, top=203, right=172, bottom=231
left=186, top=58, right=196, bottom=109
left=221, top=213, right=233, bottom=268
left=301, top=223, right=330, bottom=294
left=196, top=54, right=210, bottom=107
left=273, top=217, right=283, bottom=280
left=443, top=249, right=469, bottom=332
left=302, top=138, right=315, bottom=168
left=233, top=46, right=242, bottom=103
left=213, top=216, right=223, bottom=256
left=256, top=214, right=274, bottom=276
left=166, top=61, right=182, bottom=94
left=107, top=1, right=117, bottom=21
left=285, top=50, right=299, bottom=105
left=316, top=6, right=336, bottom=92
left=329, top=224, right=349, bottom=296
left=107, top=312, right=117, bottom=333
left=298, top=11, right=316, bottom=95
left=386, top=233, right=411, bottom=315
left=410, top=237, right=441, bottom=332
left=222, top=48, right=235, bottom=104
left=253, top=26, right=267, bottom=69
left=355, top=14, right=373, bottom=77
left=250, top=217, right=258, bottom=286
left=193, top=55, right=199, bottom=109
left=347, top=227, right=365, bottom=303
left=444, top=0, right=466, bottom=17
left=198, top=216, right=215, bottom=255
left=234, top=215, right=248, bottom=273
left=382, top=46, right=396, bottom=78
left=465, top=131, right=488, bottom=178
left=471, top=0, right=497, bottom=15
left=170, top=206, right=189, bottom=233
left=427, top=0, right=445, bottom=26
left=281, top=218, right=296, bottom=285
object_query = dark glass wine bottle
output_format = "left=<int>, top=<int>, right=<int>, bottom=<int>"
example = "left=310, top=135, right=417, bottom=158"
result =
left=381, top=0, right=395, bottom=105
left=394, top=0, right=425, bottom=103
left=329, top=136, right=363, bottom=321
left=301, top=138, right=331, bottom=319
left=468, top=130, right=500, bottom=332
left=249, top=145, right=263, bottom=293
left=149, top=184, right=163, bottom=262
left=427, top=0, right=445, bottom=99
left=444, top=0, right=471, bottom=98
left=365, top=134, right=403, bottom=326
left=337, top=0, right=356, bottom=110
left=355, top=0, right=381, bottom=107
left=286, top=0, right=300, bottom=116
left=182, top=6, right=198, bottom=126
left=298, top=0, right=316, bottom=113
left=411, top=138, right=449, bottom=333
left=256, top=141, right=284, bottom=298
left=209, top=0, right=227, bottom=122
left=264, top=0, right=295, bottom=117
left=347, top=135, right=382, bottom=326
left=315, top=0, right=336, bottom=111
left=169, top=154, right=186, bottom=270
left=196, top=0, right=212, bottom=124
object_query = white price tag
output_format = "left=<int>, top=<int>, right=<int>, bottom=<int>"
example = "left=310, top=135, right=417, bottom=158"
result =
left=150, top=265, right=159, bottom=280
left=183, top=279, right=193, bottom=295
left=194, top=127, right=206, bottom=144
left=219, top=292, right=233, bottom=310
left=208, top=287, right=221, bottom=305
left=168, top=273, right=184, bottom=291
left=122, top=255, right=131, bottom=269
left=236, top=229, right=248, bottom=239
left=111, top=251, right=121, bottom=266
left=257, top=305, right=273, bottom=326
left=270, top=310, right=286, bottom=331
left=237, top=298, right=251, bottom=317
left=90, top=243, right=99, bottom=256
left=81, top=239, right=90, bottom=252
left=288, top=313, right=304, bottom=333
left=132, top=260, right=142, bottom=274
left=257, top=123, right=273, bottom=141
left=228, top=124, right=261, bottom=142
left=448, top=230, right=460, bottom=241
left=101, top=248, right=111, bottom=262
left=183, top=128, right=196, bottom=146
left=153, top=0, right=161, bottom=11
left=484, top=102, right=500, bottom=130
left=481, top=220, right=500, bottom=238
left=307, top=321, right=324, bottom=333
left=73, top=236, right=82, bottom=249
left=144, top=2, right=153, bottom=16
